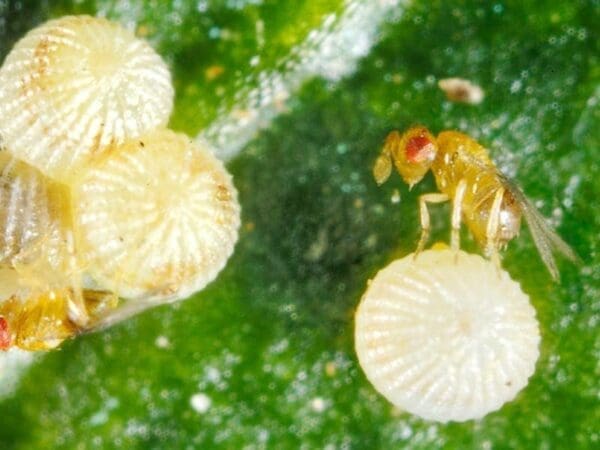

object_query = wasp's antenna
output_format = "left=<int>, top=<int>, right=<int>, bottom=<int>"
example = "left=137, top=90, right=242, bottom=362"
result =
left=373, top=145, right=393, bottom=185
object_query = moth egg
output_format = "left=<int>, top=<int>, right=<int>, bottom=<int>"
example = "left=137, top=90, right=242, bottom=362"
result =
left=73, top=129, right=241, bottom=303
left=355, top=248, right=540, bottom=423
left=0, top=152, right=76, bottom=286
left=0, top=15, right=174, bottom=180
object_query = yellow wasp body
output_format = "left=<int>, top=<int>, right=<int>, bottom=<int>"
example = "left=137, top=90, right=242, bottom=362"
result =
left=373, top=126, right=578, bottom=279
left=0, top=285, right=116, bottom=351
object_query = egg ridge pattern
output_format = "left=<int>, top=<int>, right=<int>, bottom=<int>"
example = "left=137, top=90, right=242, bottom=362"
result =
left=0, top=15, right=240, bottom=350
left=355, top=248, right=540, bottom=422
left=0, top=15, right=173, bottom=180
left=73, top=129, right=241, bottom=302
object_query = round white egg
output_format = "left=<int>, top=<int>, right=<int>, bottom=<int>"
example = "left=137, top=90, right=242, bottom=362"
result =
left=0, top=15, right=173, bottom=180
left=355, top=248, right=540, bottom=422
left=73, top=129, right=241, bottom=304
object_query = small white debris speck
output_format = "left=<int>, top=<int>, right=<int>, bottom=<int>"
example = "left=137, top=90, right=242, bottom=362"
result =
left=190, top=393, right=212, bottom=414
left=510, top=80, right=523, bottom=93
left=155, top=335, right=170, bottom=348
left=310, top=397, right=327, bottom=413
left=438, top=77, right=485, bottom=104
left=325, top=361, right=337, bottom=377
left=205, top=366, right=221, bottom=384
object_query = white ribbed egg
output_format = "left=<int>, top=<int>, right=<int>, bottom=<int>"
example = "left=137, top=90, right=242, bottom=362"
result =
left=0, top=152, right=76, bottom=286
left=355, top=248, right=540, bottom=422
left=73, top=129, right=241, bottom=303
left=0, top=15, right=173, bottom=180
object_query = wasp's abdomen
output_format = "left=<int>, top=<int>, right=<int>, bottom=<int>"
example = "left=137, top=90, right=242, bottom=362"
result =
left=463, top=179, right=522, bottom=249
left=432, top=131, right=522, bottom=249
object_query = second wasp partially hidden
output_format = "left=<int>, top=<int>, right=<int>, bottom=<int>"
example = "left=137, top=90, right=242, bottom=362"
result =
left=373, top=126, right=578, bottom=279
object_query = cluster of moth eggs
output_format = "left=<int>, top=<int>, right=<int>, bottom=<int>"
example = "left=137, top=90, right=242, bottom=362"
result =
left=0, top=15, right=240, bottom=350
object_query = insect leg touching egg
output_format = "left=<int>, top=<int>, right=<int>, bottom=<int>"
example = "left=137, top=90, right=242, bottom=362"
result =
left=373, top=126, right=578, bottom=279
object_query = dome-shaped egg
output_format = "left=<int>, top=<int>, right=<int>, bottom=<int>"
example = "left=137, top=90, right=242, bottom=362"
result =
left=355, top=247, right=540, bottom=423
left=73, top=129, right=241, bottom=303
left=0, top=15, right=173, bottom=180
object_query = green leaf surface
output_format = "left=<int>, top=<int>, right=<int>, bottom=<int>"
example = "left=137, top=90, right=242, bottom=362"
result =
left=0, top=1, right=598, bottom=449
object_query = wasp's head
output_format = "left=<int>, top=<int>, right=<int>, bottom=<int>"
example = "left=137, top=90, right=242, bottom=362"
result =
left=373, top=126, right=437, bottom=188
left=0, top=316, right=12, bottom=350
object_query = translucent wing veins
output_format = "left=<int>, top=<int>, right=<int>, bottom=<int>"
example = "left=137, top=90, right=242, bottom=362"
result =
left=498, top=172, right=580, bottom=280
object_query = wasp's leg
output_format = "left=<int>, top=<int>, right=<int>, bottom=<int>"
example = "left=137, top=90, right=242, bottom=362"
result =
left=416, top=193, right=450, bottom=256
left=485, top=187, right=505, bottom=270
left=66, top=286, right=91, bottom=328
left=450, top=179, right=468, bottom=253
left=63, top=232, right=92, bottom=328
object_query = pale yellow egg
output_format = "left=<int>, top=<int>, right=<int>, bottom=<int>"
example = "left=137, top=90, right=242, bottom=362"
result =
left=73, top=129, right=241, bottom=304
left=0, top=15, right=173, bottom=181
left=0, top=152, right=76, bottom=290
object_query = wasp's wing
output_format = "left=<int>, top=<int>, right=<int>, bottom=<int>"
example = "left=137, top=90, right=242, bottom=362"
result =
left=85, top=301, right=155, bottom=331
left=497, top=172, right=580, bottom=280
left=83, top=290, right=183, bottom=332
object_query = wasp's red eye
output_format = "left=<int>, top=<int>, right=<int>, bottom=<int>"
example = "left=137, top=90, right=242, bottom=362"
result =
left=406, top=135, right=435, bottom=163
left=0, top=316, right=11, bottom=350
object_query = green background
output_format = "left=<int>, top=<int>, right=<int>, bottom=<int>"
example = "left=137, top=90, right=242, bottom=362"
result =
left=0, top=0, right=598, bottom=448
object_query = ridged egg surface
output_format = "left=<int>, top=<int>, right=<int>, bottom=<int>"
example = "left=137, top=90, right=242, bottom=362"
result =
left=355, top=248, right=540, bottom=422
left=0, top=15, right=173, bottom=180
left=0, top=152, right=75, bottom=286
left=74, top=129, right=241, bottom=303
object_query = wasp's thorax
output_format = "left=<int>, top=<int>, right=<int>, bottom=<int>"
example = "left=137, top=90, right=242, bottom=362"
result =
left=373, top=127, right=437, bottom=188
left=0, top=286, right=118, bottom=351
